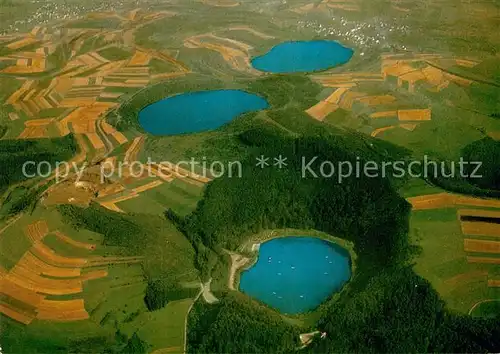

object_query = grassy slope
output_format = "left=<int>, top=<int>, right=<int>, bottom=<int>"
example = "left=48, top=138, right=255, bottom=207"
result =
left=0, top=202, right=199, bottom=352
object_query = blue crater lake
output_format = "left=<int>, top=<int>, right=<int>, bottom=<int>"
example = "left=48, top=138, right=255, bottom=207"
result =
left=240, top=237, right=351, bottom=314
left=138, top=90, right=269, bottom=135
left=251, top=40, right=354, bottom=73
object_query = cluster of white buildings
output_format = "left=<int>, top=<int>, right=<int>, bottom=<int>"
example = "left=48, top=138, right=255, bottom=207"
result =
left=297, top=16, right=411, bottom=51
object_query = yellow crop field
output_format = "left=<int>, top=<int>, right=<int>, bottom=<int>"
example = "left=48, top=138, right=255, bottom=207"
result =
left=6, top=37, right=38, bottom=50
left=370, top=111, right=398, bottom=119
left=371, top=126, right=396, bottom=137
left=382, top=63, right=415, bottom=78
left=6, top=266, right=83, bottom=295
left=202, top=0, right=239, bottom=7
left=455, top=196, right=500, bottom=208
left=6, top=80, right=36, bottom=105
left=407, top=193, right=455, bottom=210
left=129, top=50, right=152, bottom=66
left=306, top=101, right=339, bottom=121
left=339, top=91, right=366, bottom=110
left=422, top=66, right=446, bottom=85
left=18, top=126, right=49, bottom=139
left=410, top=193, right=500, bottom=210
left=99, top=194, right=140, bottom=213
left=86, top=133, right=105, bottom=150
left=461, top=222, right=500, bottom=238
left=24, top=221, right=49, bottom=243
left=31, top=241, right=88, bottom=267
left=455, top=59, right=478, bottom=68
left=53, top=231, right=96, bottom=250
left=488, top=131, right=500, bottom=140
left=467, top=256, right=500, bottom=264
left=356, top=95, right=396, bottom=106
left=488, top=279, right=500, bottom=287
left=0, top=277, right=45, bottom=307
left=464, top=239, right=500, bottom=254
left=325, top=87, right=350, bottom=104
left=398, top=109, right=431, bottom=121
left=59, top=97, right=98, bottom=107
left=16, top=251, right=81, bottom=278
left=0, top=302, right=34, bottom=325
left=459, top=209, right=500, bottom=218
left=36, top=299, right=89, bottom=321
left=80, top=270, right=108, bottom=281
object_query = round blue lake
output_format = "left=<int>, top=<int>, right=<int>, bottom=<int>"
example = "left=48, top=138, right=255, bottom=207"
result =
left=239, top=237, right=351, bottom=314
left=138, top=90, right=269, bottom=135
left=251, top=40, right=354, bottom=73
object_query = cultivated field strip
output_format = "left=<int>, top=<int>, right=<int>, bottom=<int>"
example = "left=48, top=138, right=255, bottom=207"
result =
left=459, top=209, right=500, bottom=218
left=461, top=222, right=500, bottom=238
left=408, top=193, right=500, bottom=210
left=0, top=217, right=146, bottom=324
left=308, top=54, right=485, bottom=136
left=487, top=279, right=500, bottom=287
left=464, top=239, right=500, bottom=254
left=467, top=256, right=500, bottom=264
left=36, top=299, right=89, bottom=321
left=53, top=231, right=96, bottom=250
left=1, top=8, right=188, bottom=156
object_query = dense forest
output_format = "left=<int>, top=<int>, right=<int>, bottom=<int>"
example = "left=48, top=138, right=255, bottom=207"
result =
left=179, top=130, right=412, bottom=269
left=427, top=137, right=500, bottom=198
left=310, top=267, right=500, bottom=353
left=462, top=137, right=500, bottom=191
left=188, top=292, right=300, bottom=353
left=0, top=135, right=77, bottom=193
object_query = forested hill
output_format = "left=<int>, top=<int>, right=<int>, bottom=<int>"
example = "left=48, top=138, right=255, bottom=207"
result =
left=181, top=130, right=411, bottom=267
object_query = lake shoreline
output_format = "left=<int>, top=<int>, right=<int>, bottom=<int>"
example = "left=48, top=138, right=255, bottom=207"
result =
left=228, top=229, right=357, bottom=315
left=138, top=89, right=269, bottom=135
left=251, top=40, right=354, bottom=74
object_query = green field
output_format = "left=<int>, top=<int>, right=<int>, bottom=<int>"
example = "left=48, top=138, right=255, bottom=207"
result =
left=410, top=208, right=500, bottom=313
left=470, top=300, right=500, bottom=318
left=0, top=202, right=200, bottom=353
left=97, top=47, right=132, bottom=61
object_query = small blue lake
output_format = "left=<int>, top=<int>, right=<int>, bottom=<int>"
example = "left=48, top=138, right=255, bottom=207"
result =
left=251, top=40, right=353, bottom=73
left=138, top=90, right=269, bottom=135
left=239, top=237, right=351, bottom=314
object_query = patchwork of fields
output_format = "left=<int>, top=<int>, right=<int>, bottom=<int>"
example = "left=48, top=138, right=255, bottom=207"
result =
left=0, top=8, right=207, bottom=352
left=0, top=9, right=188, bottom=151
left=307, top=53, right=488, bottom=138
left=408, top=193, right=500, bottom=313
left=0, top=207, right=143, bottom=323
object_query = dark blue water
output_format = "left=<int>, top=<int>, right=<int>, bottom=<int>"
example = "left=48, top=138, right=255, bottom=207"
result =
left=239, top=237, right=351, bottom=314
left=251, top=40, right=353, bottom=73
left=138, top=90, right=269, bottom=135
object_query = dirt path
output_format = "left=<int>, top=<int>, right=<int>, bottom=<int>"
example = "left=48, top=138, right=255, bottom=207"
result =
left=299, top=331, right=320, bottom=348
left=228, top=253, right=250, bottom=290
left=201, top=278, right=218, bottom=304
left=468, top=299, right=500, bottom=315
